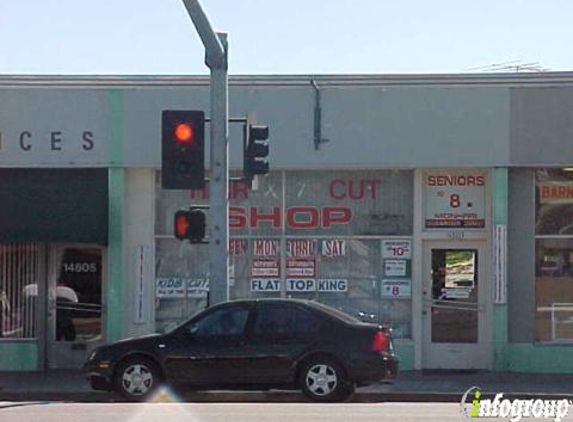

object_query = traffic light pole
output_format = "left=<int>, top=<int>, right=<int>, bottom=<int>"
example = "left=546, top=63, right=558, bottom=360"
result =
left=181, top=0, right=229, bottom=305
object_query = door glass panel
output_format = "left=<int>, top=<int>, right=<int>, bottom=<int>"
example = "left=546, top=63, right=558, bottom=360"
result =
left=431, top=249, right=478, bottom=343
left=56, top=248, right=102, bottom=342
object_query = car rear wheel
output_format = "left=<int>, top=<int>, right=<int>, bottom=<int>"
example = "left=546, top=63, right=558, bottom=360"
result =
left=114, top=357, right=161, bottom=401
left=299, top=357, right=354, bottom=402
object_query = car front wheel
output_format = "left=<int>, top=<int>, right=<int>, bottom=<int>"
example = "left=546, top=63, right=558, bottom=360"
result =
left=299, top=357, right=354, bottom=402
left=114, top=357, right=161, bottom=401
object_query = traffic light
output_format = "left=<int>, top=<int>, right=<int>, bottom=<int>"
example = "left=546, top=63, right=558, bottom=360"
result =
left=243, top=124, right=269, bottom=178
left=174, top=209, right=207, bottom=243
left=162, top=110, right=205, bottom=189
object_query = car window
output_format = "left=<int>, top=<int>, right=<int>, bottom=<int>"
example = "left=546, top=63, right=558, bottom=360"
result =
left=186, top=305, right=249, bottom=337
left=253, top=304, right=320, bottom=337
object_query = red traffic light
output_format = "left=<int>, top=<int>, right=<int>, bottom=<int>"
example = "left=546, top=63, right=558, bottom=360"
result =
left=174, top=211, right=191, bottom=240
left=174, top=123, right=194, bottom=143
left=174, top=209, right=207, bottom=242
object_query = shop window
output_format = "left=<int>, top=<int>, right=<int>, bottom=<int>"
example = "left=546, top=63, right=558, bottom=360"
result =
left=0, top=243, right=40, bottom=339
left=535, top=169, right=573, bottom=341
left=154, top=238, right=210, bottom=333
left=155, top=170, right=414, bottom=339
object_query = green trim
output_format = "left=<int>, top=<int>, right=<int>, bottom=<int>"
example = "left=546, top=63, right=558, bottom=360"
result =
left=106, top=90, right=124, bottom=342
left=394, top=342, right=414, bottom=371
left=0, top=342, right=38, bottom=371
left=507, top=344, right=573, bottom=373
left=493, top=168, right=509, bottom=225
left=493, top=305, right=509, bottom=370
left=492, top=168, right=509, bottom=370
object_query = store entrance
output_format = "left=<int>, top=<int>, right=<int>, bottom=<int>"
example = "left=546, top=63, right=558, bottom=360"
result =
left=47, top=245, right=105, bottom=369
left=422, top=241, right=492, bottom=369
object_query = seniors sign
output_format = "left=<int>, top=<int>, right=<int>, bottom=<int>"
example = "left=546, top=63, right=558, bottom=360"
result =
left=424, top=171, right=487, bottom=229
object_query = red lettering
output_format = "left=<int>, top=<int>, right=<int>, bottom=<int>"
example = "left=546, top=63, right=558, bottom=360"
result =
left=253, top=239, right=280, bottom=256
left=347, top=180, right=365, bottom=200
left=428, top=174, right=485, bottom=186
left=229, top=206, right=247, bottom=229
left=229, top=239, right=247, bottom=255
left=230, top=180, right=249, bottom=200
left=329, top=179, right=346, bottom=199
left=250, top=207, right=281, bottom=229
left=323, top=207, right=352, bottom=228
left=287, top=207, right=320, bottom=229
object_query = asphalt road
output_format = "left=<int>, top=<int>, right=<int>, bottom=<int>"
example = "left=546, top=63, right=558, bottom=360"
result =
left=0, top=402, right=474, bottom=422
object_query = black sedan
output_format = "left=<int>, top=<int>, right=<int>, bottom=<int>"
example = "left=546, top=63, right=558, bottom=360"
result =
left=84, top=298, right=399, bottom=402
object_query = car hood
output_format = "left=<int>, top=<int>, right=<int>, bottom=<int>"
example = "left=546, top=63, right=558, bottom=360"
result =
left=109, top=333, right=166, bottom=349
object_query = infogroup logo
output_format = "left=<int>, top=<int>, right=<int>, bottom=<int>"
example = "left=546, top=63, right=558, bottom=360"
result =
left=460, top=386, right=570, bottom=422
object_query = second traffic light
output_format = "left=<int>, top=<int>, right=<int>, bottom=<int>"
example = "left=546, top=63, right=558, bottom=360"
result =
left=162, top=110, right=205, bottom=189
left=243, top=124, right=270, bottom=178
left=174, top=209, right=206, bottom=243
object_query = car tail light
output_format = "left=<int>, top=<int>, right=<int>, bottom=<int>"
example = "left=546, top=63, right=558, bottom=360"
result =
left=371, top=330, right=389, bottom=352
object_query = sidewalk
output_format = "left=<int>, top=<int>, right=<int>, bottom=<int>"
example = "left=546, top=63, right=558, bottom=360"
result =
left=2, top=370, right=573, bottom=403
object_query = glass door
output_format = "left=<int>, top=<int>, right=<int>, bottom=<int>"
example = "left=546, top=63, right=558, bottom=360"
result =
left=47, top=245, right=104, bottom=369
left=422, top=241, right=491, bottom=369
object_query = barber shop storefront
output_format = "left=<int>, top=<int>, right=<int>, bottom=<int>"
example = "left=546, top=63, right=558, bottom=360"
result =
left=0, top=169, right=107, bottom=369
left=2, top=74, right=573, bottom=373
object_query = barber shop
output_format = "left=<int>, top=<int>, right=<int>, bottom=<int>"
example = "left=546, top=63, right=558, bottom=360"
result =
left=1, top=73, right=573, bottom=373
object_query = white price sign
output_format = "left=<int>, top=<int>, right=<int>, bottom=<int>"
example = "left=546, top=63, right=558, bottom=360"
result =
left=382, top=240, right=411, bottom=259
left=384, top=259, right=407, bottom=277
left=381, top=279, right=411, bottom=298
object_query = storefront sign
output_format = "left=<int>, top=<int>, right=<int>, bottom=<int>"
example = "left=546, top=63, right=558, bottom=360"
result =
left=425, top=171, right=486, bottom=228
left=251, top=279, right=281, bottom=292
left=321, top=239, right=347, bottom=257
left=384, top=259, right=407, bottom=277
left=317, top=279, right=348, bottom=292
left=250, top=259, right=280, bottom=277
left=156, top=278, right=209, bottom=298
left=286, top=259, right=316, bottom=277
left=381, top=279, right=411, bottom=298
left=253, top=239, right=280, bottom=256
left=187, top=279, right=209, bottom=298
left=287, top=239, right=317, bottom=257
left=382, top=240, right=412, bottom=259
left=156, top=278, right=186, bottom=298
left=539, top=182, right=573, bottom=204
left=229, top=239, right=248, bottom=255
left=230, top=206, right=352, bottom=230
left=286, top=279, right=316, bottom=292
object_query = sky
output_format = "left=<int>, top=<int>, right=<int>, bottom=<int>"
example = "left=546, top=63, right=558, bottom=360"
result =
left=0, top=0, right=571, bottom=75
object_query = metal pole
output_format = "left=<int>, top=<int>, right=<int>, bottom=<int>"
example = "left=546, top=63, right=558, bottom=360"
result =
left=180, top=0, right=229, bottom=305
left=208, top=33, right=229, bottom=305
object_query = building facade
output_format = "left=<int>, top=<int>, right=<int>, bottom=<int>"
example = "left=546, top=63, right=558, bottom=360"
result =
left=1, top=73, right=573, bottom=372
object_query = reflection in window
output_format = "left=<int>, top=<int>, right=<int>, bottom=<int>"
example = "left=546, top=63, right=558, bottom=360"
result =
left=535, top=238, right=573, bottom=341
left=430, top=249, right=478, bottom=343
left=535, top=169, right=573, bottom=342
left=0, top=243, right=40, bottom=339
left=187, top=306, right=249, bottom=337
left=253, top=305, right=320, bottom=337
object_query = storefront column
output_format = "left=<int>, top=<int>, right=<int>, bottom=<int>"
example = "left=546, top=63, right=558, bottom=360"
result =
left=106, top=90, right=124, bottom=342
left=493, top=168, right=509, bottom=370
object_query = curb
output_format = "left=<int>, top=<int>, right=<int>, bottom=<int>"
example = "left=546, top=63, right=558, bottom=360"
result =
left=3, top=391, right=573, bottom=404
